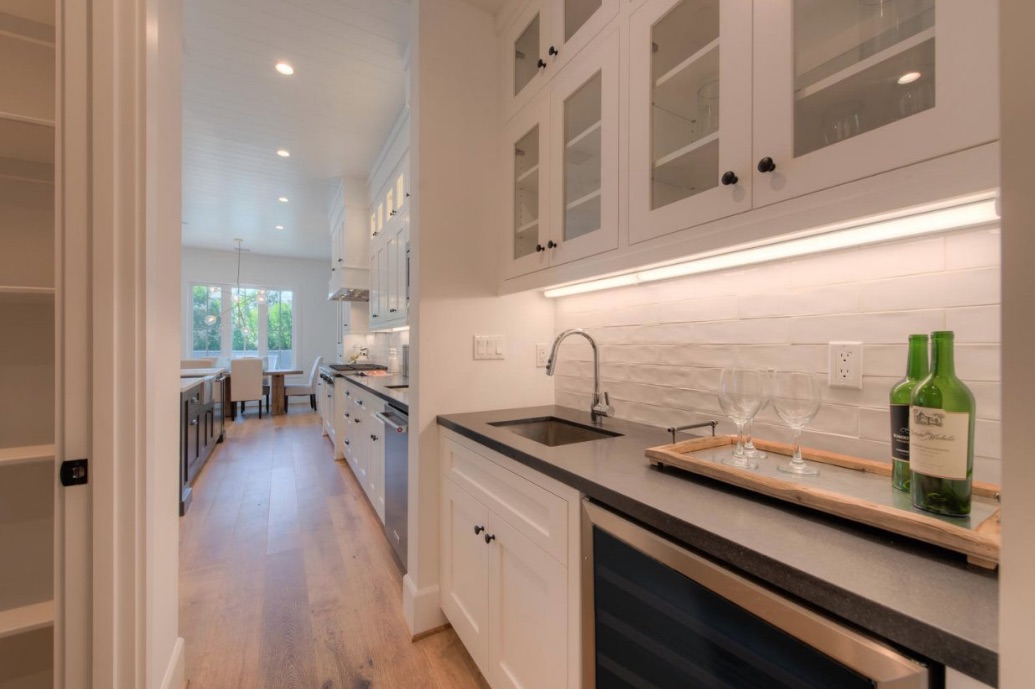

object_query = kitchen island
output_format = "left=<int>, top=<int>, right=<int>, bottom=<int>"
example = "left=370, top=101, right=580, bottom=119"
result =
left=438, top=406, right=998, bottom=687
left=179, top=373, right=225, bottom=514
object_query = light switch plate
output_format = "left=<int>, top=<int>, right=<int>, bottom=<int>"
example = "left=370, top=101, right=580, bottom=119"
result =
left=474, top=335, right=505, bottom=360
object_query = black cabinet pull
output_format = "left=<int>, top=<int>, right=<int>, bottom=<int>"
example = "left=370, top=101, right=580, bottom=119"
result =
left=547, top=240, right=558, bottom=249
left=345, top=412, right=350, bottom=418
left=357, top=400, right=363, bottom=405
left=372, top=314, right=379, bottom=318
left=474, top=525, right=485, bottom=535
left=338, top=258, right=343, bottom=262
left=757, top=157, right=776, bottom=173
left=548, top=46, right=558, bottom=56
left=484, top=533, right=496, bottom=544
left=389, top=308, right=397, bottom=313
left=535, top=243, right=546, bottom=252
left=354, top=418, right=361, bottom=424
left=537, top=58, right=547, bottom=69
left=721, top=171, right=739, bottom=186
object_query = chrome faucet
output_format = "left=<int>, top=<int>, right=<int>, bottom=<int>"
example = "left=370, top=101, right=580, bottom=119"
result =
left=546, top=328, right=614, bottom=422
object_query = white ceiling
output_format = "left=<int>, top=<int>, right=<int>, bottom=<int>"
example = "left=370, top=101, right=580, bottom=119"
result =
left=181, top=0, right=411, bottom=260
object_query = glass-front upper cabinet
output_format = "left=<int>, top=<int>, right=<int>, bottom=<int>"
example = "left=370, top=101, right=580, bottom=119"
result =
left=503, top=0, right=619, bottom=122
left=503, top=97, right=551, bottom=279
left=628, top=0, right=752, bottom=244
left=549, top=28, right=619, bottom=267
left=753, top=0, right=998, bottom=207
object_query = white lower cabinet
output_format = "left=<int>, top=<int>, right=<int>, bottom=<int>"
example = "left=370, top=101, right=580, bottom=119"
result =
left=439, top=430, right=579, bottom=689
left=341, top=382, right=386, bottom=524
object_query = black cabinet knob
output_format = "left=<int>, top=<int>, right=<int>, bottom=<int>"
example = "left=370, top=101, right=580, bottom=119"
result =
left=757, top=157, right=776, bottom=173
left=389, top=308, right=397, bottom=313
left=547, top=240, right=558, bottom=249
left=721, top=171, right=739, bottom=186
left=535, top=243, right=546, bottom=252
left=357, top=400, right=363, bottom=405
left=484, top=533, right=496, bottom=544
left=548, top=46, right=558, bottom=56
left=537, top=58, right=547, bottom=69
left=344, top=439, right=350, bottom=446
left=345, top=412, right=350, bottom=418
left=474, top=525, right=485, bottom=535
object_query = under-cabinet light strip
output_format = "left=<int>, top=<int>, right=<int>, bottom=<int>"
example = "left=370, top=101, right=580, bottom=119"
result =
left=542, top=197, right=999, bottom=298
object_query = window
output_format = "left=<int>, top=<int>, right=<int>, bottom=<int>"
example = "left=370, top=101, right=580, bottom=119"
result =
left=191, top=283, right=295, bottom=368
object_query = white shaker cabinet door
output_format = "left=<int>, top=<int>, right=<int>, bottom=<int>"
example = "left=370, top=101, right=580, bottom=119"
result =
left=487, top=511, right=568, bottom=689
left=752, top=0, right=998, bottom=208
left=441, top=478, right=491, bottom=675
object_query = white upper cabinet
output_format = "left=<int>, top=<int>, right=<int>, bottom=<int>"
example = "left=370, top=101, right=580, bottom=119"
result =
left=629, top=0, right=753, bottom=244
left=503, top=0, right=619, bottom=121
left=503, top=27, right=620, bottom=279
left=752, top=0, right=998, bottom=207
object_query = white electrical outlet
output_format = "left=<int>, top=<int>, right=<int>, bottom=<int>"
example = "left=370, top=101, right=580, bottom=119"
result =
left=536, top=343, right=549, bottom=368
left=828, top=341, right=863, bottom=389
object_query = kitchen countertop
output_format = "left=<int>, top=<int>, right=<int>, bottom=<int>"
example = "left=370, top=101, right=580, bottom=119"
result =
left=437, top=405, right=999, bottom=686
left=179, top=376, right=210, bottom=394
left=333, top=371, right=409, bottom=413
left=180, top=367, right=226, bottom=378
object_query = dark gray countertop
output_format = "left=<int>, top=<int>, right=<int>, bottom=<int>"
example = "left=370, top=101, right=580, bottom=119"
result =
left=335, top=372, right=409, bottom=413
left=437, top=405, right=999, bottom=686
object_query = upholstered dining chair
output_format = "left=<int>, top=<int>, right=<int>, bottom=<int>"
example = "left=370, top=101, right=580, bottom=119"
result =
left=181, top=357, right=217, bottom=368
left=230, top=357, right=265, bottom=419
left=285, top=356, right=323, bottom=411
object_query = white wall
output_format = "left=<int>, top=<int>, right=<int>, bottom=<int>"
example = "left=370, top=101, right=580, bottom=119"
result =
left=999, top=1, right=1033, bottom=685
left=405, top=0, right=556, bottom=634
left=180, top=247, right=338, bottom=375
left=553, top=227, right=1002, bottom=482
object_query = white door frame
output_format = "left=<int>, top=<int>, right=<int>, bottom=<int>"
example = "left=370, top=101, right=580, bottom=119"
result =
left=57, top=0, right=184, bottom=687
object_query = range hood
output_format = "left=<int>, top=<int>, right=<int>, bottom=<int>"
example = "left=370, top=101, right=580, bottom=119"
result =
left=328, top=265, right=370, bottom=302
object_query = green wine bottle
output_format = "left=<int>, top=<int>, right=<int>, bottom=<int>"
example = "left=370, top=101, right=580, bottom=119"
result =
left=909, top=331, right=975, bottom=516
left=890, top=334, right=929, bottom=492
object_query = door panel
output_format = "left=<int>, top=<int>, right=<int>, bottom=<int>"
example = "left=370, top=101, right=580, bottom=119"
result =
left=441, top=478, right=490, bottom=673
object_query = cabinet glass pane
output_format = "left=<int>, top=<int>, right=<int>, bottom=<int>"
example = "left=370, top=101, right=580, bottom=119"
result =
left=396, top=173, right=405, bottom=208
left=513, top=125, right=540, bottom=260
left=563, top=72, right=602, bottom=241
left=515, top=14, right=541, bottom=96
left=565, top=0, right=601, bottom=42
left=794, top=0, right=935, bottom=157
left=650, top=0, right=720, bottom=211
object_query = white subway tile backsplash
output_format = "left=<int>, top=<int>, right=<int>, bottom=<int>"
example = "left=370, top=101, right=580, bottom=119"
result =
left=738, top=284, right=860, bottom=319
left=791, top=310, right=944, bottom=344
left=551, top=228, right=1002, bottom=462
left=946, top=306, right=1000, bottom=343
left=945, top=229, right=1001, bottom=270
left=858, top=268, right=999, bottom=312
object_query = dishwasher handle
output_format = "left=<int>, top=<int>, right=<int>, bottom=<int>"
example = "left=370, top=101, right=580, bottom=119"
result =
left=375, top=410, right=408, bottom=433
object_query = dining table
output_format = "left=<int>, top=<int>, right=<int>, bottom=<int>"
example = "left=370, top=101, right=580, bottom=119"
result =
left=265, top=369, right=304, bottom=415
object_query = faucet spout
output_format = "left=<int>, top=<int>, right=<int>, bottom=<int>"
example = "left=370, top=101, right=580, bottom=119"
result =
left=545, top=328, right=614, bottom=421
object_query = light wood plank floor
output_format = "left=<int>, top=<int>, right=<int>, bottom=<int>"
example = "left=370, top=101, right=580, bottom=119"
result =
left=179, top=408, right=490, bottom=689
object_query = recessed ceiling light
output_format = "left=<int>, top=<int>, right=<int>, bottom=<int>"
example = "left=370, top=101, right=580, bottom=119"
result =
left=897, top=71, right=922, bottom=85
left=278, top=196, right=289, bottom=203
left=275, top=225, right=284, bottom=230
left=275, top=61, right=294, bottom=76
left=276, top=149, right=290, bottom=158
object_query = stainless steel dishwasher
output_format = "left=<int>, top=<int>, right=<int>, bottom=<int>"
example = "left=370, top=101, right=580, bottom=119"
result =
left=376, top=404, right=408, bottom=570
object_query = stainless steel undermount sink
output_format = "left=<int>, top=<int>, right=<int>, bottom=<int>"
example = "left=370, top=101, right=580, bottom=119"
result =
left=385, top=384, right=409, bottom=390
left=489, top=416, right=622, bottom=447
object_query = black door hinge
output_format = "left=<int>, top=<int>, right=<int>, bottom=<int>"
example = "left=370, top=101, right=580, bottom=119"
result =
left=60, top=459, right=89, bottom=486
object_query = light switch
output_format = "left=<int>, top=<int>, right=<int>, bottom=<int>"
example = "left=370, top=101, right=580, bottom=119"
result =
left=473, top=335, right=505, bottom=360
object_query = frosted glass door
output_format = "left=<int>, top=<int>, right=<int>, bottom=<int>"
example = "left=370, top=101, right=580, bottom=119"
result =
left=628, top=0, right=752, bottom=244
left=753, top=0, right=998, bottom=207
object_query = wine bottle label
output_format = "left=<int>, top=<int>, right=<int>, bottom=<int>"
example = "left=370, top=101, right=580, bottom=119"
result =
left=890, top=404, right=910, bottom=462
left=909, top=406, right=970, bottom=480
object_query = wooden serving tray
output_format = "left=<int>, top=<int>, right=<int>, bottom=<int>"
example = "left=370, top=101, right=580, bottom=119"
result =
left=646, top=435, right=1001, bottom=570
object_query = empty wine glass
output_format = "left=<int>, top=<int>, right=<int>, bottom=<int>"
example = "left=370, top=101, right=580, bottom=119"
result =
left=744, top=370, right=774, bottom=460
left=718, top=368, right=766, bottom=470
left=772, top=371, right=823, bottom=476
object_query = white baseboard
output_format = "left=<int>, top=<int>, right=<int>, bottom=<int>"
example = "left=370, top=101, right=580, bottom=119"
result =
left=159, top=637, right=186, bottom=689
left=403, top=574, right=446, bottom=635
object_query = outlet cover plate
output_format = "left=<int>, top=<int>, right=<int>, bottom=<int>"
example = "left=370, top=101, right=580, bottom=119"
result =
left=535, top=343, right=549, bottom=368
left=828, top=341, right=863, bottom=389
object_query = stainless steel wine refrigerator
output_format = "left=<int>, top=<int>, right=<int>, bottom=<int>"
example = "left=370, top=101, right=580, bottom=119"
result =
left=581, top=500, right=935, bottom=688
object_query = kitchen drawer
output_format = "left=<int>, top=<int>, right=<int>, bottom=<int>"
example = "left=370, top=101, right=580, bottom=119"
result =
left=441, top=435, right=568, bottom=565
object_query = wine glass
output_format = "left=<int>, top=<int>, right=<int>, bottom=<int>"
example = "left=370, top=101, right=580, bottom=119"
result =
left=744, top=369, right=774, bottom=460
left=717, top=368, right=766, bottom=470
left=772, top=371, right=822, bottom=476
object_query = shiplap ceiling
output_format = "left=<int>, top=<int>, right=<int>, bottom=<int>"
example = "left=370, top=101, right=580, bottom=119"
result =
left=182, top=0, right=410, bottom=259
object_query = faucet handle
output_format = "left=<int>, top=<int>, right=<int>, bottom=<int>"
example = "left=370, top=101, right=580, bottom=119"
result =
left=592, top=391, right=614, bottom=418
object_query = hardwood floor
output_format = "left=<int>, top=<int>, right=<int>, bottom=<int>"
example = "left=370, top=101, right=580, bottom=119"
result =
left=179, top=408, right=490, bottom=689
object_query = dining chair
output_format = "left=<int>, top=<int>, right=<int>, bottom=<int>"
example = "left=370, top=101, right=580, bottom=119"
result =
left=285, top=356, right=323, bottom=411
left=230, top=358, right=265, bottom=419
left=181, top=357, right=217, bottom=368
